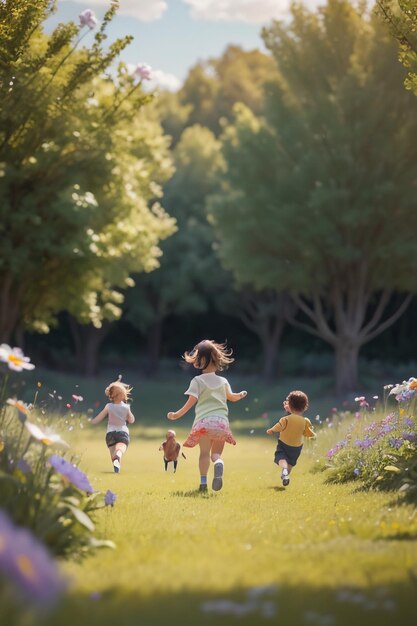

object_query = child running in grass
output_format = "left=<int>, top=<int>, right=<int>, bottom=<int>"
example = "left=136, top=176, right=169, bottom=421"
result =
left=266, top=390, right=315, bottom=487
left=167, top=339, right=247, bottom=492
left=90, top=379, right=135, bottom=473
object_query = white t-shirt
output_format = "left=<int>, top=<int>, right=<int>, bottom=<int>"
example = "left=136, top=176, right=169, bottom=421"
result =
left=106, top=402, right=131, bottom=434
left=185, top=373, right=232, bottom=423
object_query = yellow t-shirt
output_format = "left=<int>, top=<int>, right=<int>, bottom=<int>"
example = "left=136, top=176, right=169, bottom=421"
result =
left=270, top=413, right=315, bottom=447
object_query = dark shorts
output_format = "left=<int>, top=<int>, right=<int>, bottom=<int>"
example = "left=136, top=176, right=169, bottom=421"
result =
left=105, top=431, right=130, bottom=448
left=274, top=440, right=303, bottom=467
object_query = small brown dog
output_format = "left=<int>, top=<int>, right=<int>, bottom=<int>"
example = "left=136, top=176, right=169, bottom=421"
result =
left=159, top=430, right=185, bottom=472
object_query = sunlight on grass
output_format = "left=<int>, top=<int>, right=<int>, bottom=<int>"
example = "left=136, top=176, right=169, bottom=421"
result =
left=41, top=429, right=417, bottom=626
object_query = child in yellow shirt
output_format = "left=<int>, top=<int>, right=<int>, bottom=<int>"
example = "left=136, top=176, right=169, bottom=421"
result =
left=266, top=390, right=315, bottom=486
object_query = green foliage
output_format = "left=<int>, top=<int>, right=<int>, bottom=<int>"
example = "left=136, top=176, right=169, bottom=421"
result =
left=0, top=0, right=175, bottom=341
left=377, top=0, right=417, bottom=94
left=209, top=0, right=417, bottom=391
left=125, top=124, right=226, bottom=369
left=175, top=45, right=276, bottom=135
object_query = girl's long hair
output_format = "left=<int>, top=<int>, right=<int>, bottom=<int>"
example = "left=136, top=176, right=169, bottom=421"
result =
left=183, top=340, right=234, bottom=371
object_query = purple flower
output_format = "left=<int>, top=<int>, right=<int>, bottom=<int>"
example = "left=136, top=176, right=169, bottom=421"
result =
left=396, top=389, right=416, bottom=402
left=17, top=459, right=31, bottom=475
left=133, top=63, right=152, bottom=81
left=104, top=490, right=116, bottom=507
left=388, top=438, right=403, bottom=450
left=0, top=510, right=67, bottom=606
left=402, top=432, right=417, bottom=443
left=404, top=418, right=414, bottom=427
left=79, top=9, right=97, bottom=29
left=353, top=468, right=360, bottom=476
left=326, top=439, right=347, bottom=458
left=49, top=454, right=94, bottom=493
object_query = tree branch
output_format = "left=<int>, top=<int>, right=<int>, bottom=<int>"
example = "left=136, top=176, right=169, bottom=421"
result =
left=362, top=294, right=412, bottom=344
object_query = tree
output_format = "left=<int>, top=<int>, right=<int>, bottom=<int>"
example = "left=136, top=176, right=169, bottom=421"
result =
left=178, top=45, right=277, bottom=134
left=0, top=0, right=175, bottom=347
left=209, top=0, right=417, bottom=394
left=377, top=0, right=417, bottom=94
left=125, top=124, right=225, bottom=373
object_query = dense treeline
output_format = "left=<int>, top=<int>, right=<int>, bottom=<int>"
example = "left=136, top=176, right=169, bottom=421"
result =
left=2, top=0, right=417, bottom=393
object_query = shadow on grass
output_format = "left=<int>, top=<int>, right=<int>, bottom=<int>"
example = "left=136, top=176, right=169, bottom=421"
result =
left=267, top=485, right=286, bottom=492
left=36, top=581, right=417, bottom=626
left=171, top=489, right=215, bottom=498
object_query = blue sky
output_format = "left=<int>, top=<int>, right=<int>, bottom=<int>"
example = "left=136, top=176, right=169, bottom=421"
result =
left=51, top=1, right=323, bottom=89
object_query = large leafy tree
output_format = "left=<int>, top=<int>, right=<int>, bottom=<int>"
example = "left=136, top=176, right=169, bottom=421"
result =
left=210, top=0, right=417, bottom=394
left=0, top=0, right=175, bottom=345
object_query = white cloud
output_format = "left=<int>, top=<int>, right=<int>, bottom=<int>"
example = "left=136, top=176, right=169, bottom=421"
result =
left=126, top=64, right=181, bottom=91
left=183, top=0, right=323, bottom=23
left=62, top=0, right=167, bottom=21
left=150, top=69, right=181, bottom=91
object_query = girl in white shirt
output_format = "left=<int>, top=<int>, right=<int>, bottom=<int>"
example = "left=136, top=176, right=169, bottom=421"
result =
left=167, top=340, right=247, bottom=492
left=91, top=380, right=135, bottom=473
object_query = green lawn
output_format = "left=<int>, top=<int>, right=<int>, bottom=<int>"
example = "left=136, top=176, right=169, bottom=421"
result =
left=31, top=424, right=417, bottom=626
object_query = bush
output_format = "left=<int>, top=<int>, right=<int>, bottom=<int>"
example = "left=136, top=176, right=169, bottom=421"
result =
left=319, top=378, right=417, bottom=502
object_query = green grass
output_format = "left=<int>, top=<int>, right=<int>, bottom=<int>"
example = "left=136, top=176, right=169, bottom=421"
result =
left=25, top=425, right=416, bottom=626
left=3, top=370, right=416, bottom=625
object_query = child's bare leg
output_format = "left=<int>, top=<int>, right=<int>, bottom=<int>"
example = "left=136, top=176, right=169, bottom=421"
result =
left=198, top=437, right=211, bottom=490
left=108, top=444, right=117, bottom=461
left=199, top=437, right=211, bottom=475
left=278, top=459, right=290, bottom=486
left=211, top=440, right=225, bottom=491
left=287, top=463, right=294, bottom=474
left=115, top=442, right=127, bottom=460
left=211, top=440, right=225, bottom=463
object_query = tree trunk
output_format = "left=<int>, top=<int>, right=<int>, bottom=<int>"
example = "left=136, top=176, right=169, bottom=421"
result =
left=0, top=273, right=21, bottom=343
left=335, top=341, right=360, bottom=396
left=146, top=318, right=163, bottom=376
left=68, top=318, right=111, bottom=377
left=260, top=317, right=285, bottom=381
left=238, top=290, right=293, bottom=382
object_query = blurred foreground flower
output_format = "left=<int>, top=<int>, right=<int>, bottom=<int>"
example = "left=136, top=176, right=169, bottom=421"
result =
left=104, top=490, right=116, bottom=507
left=6, top=398, right=30, bottom=421
left=79, top=9, right=97, bottom=29
left=0, top=344, right=35, bottom=371
left=24, top=421, right=69, bottom=449
left=0, top=510, right=67, bottom=606
left=133, top=63, right=152, bottom=81
left=49, top=454, right=94, bottom=493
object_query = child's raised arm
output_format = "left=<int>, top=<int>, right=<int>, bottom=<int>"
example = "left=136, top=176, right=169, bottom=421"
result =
left=167, top=395, right=197, bottom=421
left=127, top=409, right=135, bottom=424
left=90, top=405, right=109, bottom=425
left=226, top=389, right=247, bottom=402
left=266, top=416, right=287, bottom=435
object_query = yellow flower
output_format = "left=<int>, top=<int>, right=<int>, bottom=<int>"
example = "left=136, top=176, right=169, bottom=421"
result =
left=409, top=379, right=417, bottom=390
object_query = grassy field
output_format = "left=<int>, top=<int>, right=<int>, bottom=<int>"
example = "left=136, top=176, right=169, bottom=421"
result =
left=23, top=422, right=415, bottom=626
left=3, top=368, right=416, bottom=625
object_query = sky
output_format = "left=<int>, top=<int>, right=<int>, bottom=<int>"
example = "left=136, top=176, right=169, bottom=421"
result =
left=51, top=1, right=325, bottom=90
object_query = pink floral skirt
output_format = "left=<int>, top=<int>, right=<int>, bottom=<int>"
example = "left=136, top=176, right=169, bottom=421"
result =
left=183, top=415, right=236, bottom=448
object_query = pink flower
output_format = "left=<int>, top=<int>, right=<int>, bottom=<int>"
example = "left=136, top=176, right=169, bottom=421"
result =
left=72, top=394, right=84, bottom=402
left=133, top=63, right=152, bottom=81
left=79, top=9, right=97, bottom=29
